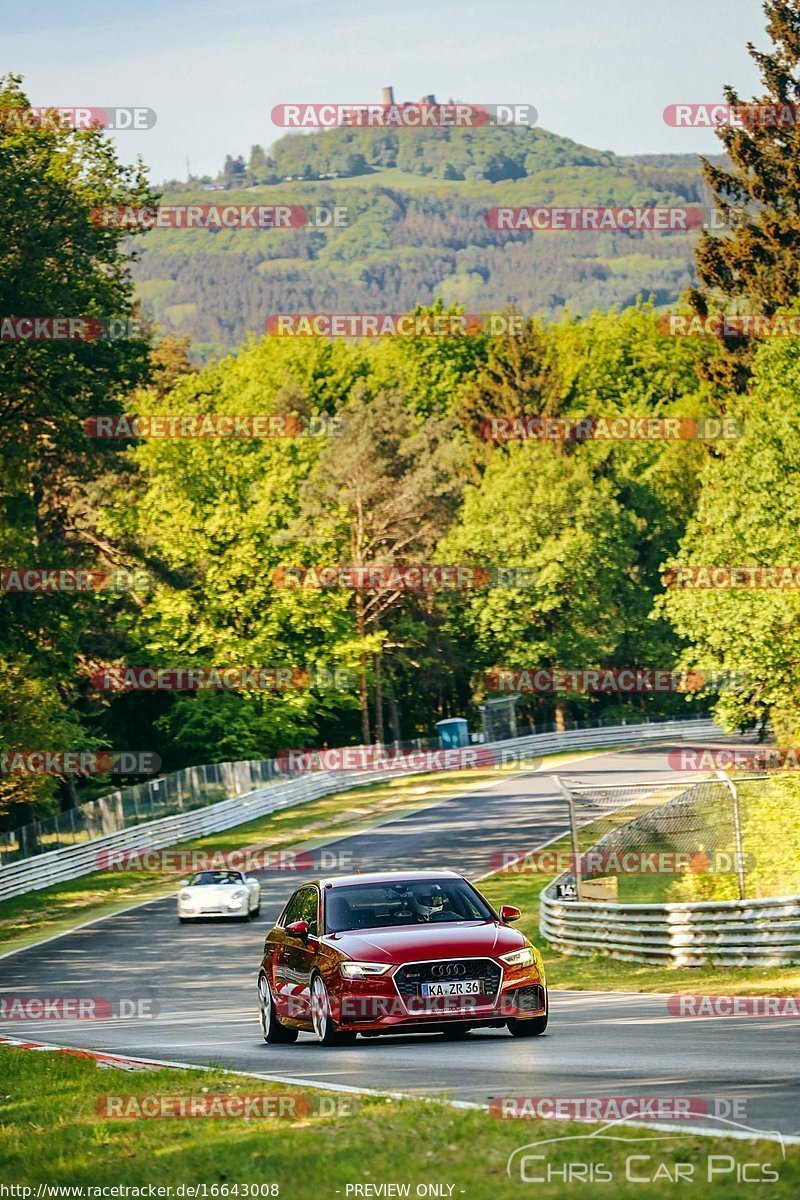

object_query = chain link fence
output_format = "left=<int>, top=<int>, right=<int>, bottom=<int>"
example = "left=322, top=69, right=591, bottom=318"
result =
left=0, top=760, right=284, bottom=865
left=551, top=770, right=800, bottom=905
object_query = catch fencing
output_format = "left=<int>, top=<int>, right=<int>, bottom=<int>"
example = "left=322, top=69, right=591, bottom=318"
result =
left=0, top=716, right=720, bottom=902
left=540, top=770, right=800, bottom=966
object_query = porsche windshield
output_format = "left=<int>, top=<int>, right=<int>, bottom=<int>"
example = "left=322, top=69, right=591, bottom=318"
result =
left=189, top=871, right=244, bottom=886
left=324, top=879, right=493, bottom=932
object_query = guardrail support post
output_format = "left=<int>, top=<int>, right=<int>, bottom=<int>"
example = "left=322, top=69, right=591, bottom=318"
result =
left=555, top=775, right=583, bottom=901
left=716, top=769, right=746, bottom=901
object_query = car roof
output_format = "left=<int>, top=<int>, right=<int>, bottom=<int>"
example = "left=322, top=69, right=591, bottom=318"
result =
left=316, top=869, right=462, bottom=889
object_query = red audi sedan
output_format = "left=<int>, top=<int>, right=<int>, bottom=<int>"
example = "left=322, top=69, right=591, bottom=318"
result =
left=257, top=870, right=548, bottom=1045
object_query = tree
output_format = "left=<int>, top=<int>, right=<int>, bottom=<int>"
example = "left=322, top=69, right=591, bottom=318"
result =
left=292, top=386, right=465, bottom=742
left=0, top=74, right=157, bottom=823
left=106, top=336, right=371, bottom=766
left=688, top=1, right=800, bottom=389
left=658, top=329, right=800, bottom=741
left=440, top=441, right=641, bottom=729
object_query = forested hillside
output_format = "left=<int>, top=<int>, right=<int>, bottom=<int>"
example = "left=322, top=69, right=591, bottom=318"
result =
left=133, top=122, right=713, bottom=359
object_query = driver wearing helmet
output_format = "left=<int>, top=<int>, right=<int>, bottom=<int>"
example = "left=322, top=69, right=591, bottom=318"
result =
left=407, top=883, right=455, bottom=922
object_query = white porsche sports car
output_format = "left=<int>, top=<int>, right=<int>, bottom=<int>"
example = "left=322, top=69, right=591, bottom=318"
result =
left=177, top=870, right=261, bottom=922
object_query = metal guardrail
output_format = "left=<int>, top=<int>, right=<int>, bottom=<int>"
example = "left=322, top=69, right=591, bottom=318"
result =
left=0, top=716, right=721, bottom=904
left=540, top=891, right=800, bottom=967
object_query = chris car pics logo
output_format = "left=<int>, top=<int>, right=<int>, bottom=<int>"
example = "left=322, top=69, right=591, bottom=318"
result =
left=506, top=1117, right=784, bottom=1184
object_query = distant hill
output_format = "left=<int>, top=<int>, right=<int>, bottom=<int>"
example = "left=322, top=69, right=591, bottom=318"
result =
left=133, top=123, right=718, bottom=360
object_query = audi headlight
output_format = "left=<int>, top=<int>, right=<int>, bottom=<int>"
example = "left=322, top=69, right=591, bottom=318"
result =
left=339, top=962, right=393, bottom=979
left=500, top=947, right=535, bottom=968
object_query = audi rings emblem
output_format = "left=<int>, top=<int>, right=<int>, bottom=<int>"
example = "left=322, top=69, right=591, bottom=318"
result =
left=431, top=963, right=467, bottom=978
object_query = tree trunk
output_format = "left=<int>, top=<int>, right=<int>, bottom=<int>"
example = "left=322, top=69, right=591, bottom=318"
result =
left=386, top=670, right=402, bottom=746
left=60, top=776, right=78, bottom=812
left=554, top=704, right=566, bottom=732
left=373, top=651, right=384, bottom=745
left=355, top=592, right=371, bottom=744
left=358, top=653, right=370, bottom=744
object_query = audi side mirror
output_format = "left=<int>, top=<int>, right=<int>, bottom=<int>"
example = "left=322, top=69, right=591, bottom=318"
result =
left=286, top=919, right=309, bottom=940
left=499, top=904, right=521, bottom=922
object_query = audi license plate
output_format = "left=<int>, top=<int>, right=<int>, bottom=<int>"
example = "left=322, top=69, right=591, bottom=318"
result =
left=421, top=979, right=481, bottom=997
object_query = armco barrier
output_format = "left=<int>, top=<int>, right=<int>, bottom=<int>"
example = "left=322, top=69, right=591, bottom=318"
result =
left=0, top=717, right=720, bottom=903
left=540, top=891, right=800, bottom=967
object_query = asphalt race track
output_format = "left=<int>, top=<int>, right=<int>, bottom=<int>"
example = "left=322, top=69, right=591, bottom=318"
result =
left=1, top=744, right=798, bottom=1140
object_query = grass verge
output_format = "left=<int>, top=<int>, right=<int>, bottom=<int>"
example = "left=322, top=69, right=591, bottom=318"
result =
left=0, top=1044, right=796, bottom=1198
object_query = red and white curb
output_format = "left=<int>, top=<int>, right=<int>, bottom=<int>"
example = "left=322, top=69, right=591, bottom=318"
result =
left=0, top=1033, right=162, bottom=1071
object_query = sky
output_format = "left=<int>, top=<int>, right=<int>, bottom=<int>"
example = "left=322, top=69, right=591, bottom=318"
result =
left=4, top=0, right=766, bottom=183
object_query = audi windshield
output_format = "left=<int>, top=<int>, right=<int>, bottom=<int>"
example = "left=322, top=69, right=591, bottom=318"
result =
left=324, top=879, right=494, bottom=932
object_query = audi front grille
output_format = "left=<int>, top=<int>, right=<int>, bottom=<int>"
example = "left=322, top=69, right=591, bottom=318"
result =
left=392, top=958, right=502, bottom=1003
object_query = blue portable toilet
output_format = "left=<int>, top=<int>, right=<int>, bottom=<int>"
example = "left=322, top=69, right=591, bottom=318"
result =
left=436, top=718, right=469, bottom=749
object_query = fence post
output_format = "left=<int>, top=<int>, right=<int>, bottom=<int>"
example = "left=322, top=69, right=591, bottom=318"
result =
left=716, top=770, right=746, bottom=901
left=555, top=776, right=583, bottom=901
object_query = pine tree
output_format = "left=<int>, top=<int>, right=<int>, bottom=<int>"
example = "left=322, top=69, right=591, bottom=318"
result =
left=689, top=1, right=800, bottom=389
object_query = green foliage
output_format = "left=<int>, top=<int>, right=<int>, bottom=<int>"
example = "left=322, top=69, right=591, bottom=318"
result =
left=658, top=328, right=800, bottom=739
left=0, top=75, right=159, bottom=823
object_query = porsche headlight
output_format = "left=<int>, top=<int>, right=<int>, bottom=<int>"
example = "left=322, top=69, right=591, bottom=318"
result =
left=500, top=947, right=535, bottom=968
left=179, top=890, right=194, bottom=904
left=339, top=962, right=393, bottom=979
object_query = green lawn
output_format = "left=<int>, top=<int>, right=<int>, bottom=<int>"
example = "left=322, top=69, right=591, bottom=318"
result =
left=1, top=1045, right=795, bottom=1198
